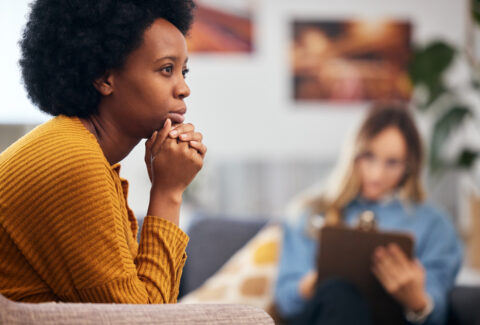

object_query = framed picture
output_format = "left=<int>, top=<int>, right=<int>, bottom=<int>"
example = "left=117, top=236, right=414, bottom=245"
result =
left=187, top=1, right=254, bottom=53
left=291, top=19, right=412, bottom=103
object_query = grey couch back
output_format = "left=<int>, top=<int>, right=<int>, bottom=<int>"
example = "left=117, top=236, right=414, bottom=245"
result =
left=179, top=216, right=266, bottom=297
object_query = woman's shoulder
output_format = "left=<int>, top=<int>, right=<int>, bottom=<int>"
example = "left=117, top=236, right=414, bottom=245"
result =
left=411, top=201, right=457, bottom=233
left=282, top=210, right=323, bottom=242
left=284, top=210, right=313, bottom=229
left=33, top=115, right=100, bottom=150
left=3, top=116, right=104, bottom=162
left=413, top=201, right=450, bottom=220
left=0, top=115, right=110, bottom=184
left=0, top=117, right=119, bottom=224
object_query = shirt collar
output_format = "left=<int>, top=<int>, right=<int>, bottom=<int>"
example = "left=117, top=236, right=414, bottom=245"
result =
left=353, top=191, right=401, bottom=207
left=351, top=191, right=414, bottom=216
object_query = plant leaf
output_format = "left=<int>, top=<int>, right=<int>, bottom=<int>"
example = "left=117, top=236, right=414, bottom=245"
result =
left=457, top=150, right=478, bottom=168
left=426, top=81, right=448, bottom=108
left=409, top=41, right=456, bottom=110
left=473, top=0, right=480, bottom=25
left=429, top=106, right=473, bottom=172
left=409, top=41, right=456, bottom=86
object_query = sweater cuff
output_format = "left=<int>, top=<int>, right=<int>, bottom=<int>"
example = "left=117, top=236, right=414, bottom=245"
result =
left=141, top=216, right=189, bottom=267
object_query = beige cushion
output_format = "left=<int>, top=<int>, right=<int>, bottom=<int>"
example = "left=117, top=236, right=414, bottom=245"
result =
left=180, top=223, right=283, bottom=311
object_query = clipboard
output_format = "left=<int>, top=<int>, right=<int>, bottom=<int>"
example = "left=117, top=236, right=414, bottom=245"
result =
left=316, top=225, right=414, bottom=325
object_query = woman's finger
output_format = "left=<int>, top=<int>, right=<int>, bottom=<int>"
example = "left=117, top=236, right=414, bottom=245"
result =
left=145, top=131, right=157, bottom=160
left=374, top=247, right=401, bottom=279
left=189, top=141, right=207, bottom=156
left=146, top=131, right=158, bottom=150
left=151, top=119, right=172, bottom=154
left=169, top=123, right=194, bottom=138
left=372, top=264, right=386, bottom=283
left=413, top=259, right=425, bottom=273
left=373, top=262, right=399, bottom=293
left=144, top=131, right=158, bottom=182
left=178, top=131, right=203, bottom=142
left=372, top=264, right=392, bottom=289
left=373, top=252, right=392, bottom=277
left=386, top=243, right=411, bottom=274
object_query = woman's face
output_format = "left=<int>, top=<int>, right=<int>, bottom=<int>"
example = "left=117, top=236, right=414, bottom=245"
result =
left=357, top=127, right=408, bottom=201
left=102, top=18, right=191, bottom=139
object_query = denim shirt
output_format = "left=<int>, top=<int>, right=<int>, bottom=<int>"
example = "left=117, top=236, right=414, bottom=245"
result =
left=274, top=197, right=463, bottom=325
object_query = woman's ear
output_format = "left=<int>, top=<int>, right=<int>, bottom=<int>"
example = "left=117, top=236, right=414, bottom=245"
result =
left=93, top=72, right=114, bottom=96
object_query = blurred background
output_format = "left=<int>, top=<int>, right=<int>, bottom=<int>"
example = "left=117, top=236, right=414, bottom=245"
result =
left=2, top=0, right=480, bottom=272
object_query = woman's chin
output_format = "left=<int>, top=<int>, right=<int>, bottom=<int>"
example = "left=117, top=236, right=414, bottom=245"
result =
left=362, top=190, right=384, bottom=201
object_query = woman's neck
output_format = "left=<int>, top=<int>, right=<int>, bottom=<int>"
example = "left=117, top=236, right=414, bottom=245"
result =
left=80, top=114, right=140, bottom=165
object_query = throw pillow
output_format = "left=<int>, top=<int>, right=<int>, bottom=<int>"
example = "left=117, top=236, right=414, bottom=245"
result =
left=179, top=222, right=283, bottom=312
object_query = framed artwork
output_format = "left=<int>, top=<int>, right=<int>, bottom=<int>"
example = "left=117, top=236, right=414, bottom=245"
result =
left=291, top=20, right=412, bottom=102
left=187, top=1, right=254, bottom=53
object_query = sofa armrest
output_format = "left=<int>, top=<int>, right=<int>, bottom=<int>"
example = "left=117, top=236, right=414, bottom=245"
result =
left=0, top=295, right=273, bottom=325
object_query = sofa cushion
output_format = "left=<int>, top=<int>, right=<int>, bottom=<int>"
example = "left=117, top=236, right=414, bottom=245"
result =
left=180, top=222, right=282, bottom=312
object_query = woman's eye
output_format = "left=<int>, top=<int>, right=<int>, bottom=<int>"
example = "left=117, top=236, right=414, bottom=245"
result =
left=161, top=66, right=173, bottom=74
left=182, top=68, right=189, bottom=78
left=386, top=159, right=402, bottom=167
left=362, top=151, right=374, bottom=161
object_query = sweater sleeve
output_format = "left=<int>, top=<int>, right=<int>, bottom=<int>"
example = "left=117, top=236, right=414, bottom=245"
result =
left=41, top=157, right=189, bottom=304
left=67, top=217, right=189, bottom=304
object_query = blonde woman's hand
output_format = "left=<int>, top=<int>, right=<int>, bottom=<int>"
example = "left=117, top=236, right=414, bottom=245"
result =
left=372, top=243, right=429, bottom=312
left=299, top=271, right=318, bottom=299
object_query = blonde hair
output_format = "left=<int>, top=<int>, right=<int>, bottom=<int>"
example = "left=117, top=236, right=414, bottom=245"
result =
left=303, top=102, right=426, bottom=225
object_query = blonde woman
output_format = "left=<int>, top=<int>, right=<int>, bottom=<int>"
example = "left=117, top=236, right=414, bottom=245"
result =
left=274, top=103, right=462, bottom=325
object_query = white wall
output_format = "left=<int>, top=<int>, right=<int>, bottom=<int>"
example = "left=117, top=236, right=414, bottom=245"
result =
left=0, top=0, right=469, bottom=216
left=183, top=0, right=468, bottom=161
left=0, top=1, right=50, bottom=123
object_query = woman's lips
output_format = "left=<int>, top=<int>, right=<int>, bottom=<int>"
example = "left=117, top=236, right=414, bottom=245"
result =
left=168, top=110, right=186, bottom=124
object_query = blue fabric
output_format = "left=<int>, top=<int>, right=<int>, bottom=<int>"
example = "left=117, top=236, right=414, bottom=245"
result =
left=274, top=198, right=463, bottom=325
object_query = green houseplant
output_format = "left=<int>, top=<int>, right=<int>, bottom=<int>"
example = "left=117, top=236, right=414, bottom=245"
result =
left=409, top=0, right=480, bottom=175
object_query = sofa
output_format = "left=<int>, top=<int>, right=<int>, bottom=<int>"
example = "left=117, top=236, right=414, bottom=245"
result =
left=179, top=215, right=480, bottom=325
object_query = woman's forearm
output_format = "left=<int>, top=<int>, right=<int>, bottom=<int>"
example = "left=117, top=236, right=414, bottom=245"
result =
left=147, top=188, right=183, bottom=225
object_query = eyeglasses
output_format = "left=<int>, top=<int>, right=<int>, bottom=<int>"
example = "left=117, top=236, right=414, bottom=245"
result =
left=357, top=151, right=408, bottom=174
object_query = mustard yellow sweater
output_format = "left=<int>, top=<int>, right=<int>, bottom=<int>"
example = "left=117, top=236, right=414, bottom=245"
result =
left=0, top=115, right=189, bottom=303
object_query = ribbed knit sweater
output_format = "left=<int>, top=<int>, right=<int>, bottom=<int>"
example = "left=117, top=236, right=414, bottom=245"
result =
left=0, top=115, right=189, bottom=303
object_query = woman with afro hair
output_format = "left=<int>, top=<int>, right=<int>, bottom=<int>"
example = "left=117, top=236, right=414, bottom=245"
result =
left=0, top=0, right=207, bottom=304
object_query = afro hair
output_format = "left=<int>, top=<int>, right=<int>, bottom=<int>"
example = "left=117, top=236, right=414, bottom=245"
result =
left=20, top=0, right=195, bottom=117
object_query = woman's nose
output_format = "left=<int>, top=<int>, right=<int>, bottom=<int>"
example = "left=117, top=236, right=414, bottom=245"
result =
left=369, top=160, right=386, bottom=179
left=175, top=78, right=190, bottom=99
